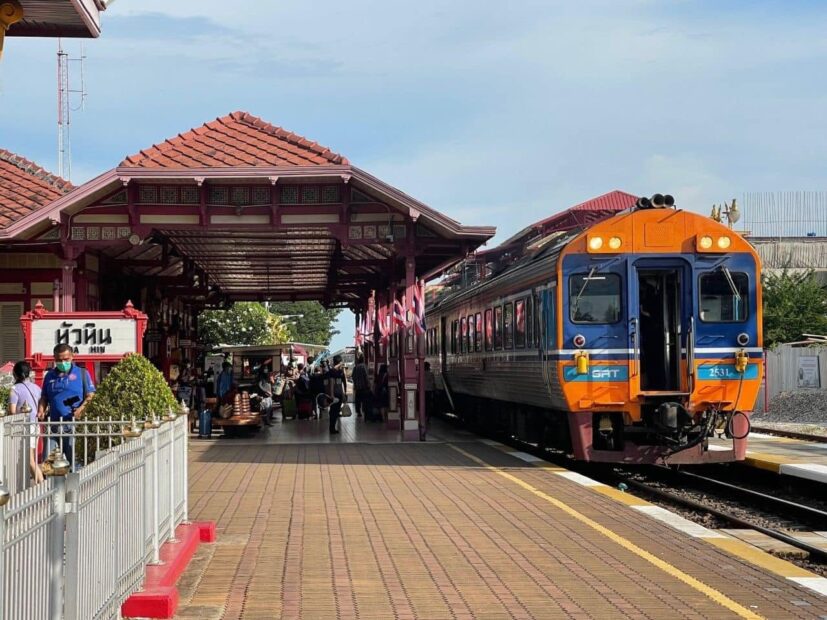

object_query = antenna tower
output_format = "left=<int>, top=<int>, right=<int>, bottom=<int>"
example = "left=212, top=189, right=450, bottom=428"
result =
left=56, top=39, right=87, bottom=181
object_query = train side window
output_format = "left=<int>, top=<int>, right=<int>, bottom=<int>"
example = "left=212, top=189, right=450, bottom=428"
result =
left=468, top=314, right=475, bottom=352
left=525, top=296, right=534, bottom=347
left=451, top=320, right=458, bottom=354
left=504, top=302, right=514, bottom=349
left=700, top=270, right=748, bottom=322
left=569, top=273, right=621, bottom=324
left=536, top=293, right=543, bottom=347
left=515, top=299, right=526, bottom=349
left=484, top=309, right=493, bottom=351
left=494, top=306, right=503, bottom=349
left=460, top=317, right=467, bottom=353
left=475, top=313, right=483, bottom=352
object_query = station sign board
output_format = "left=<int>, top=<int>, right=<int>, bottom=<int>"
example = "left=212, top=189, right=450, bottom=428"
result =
left=20, top=301, right=148, bottom=383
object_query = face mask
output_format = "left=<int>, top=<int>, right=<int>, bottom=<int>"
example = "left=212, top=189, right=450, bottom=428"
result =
left=56, top=361, right=72, bottom=373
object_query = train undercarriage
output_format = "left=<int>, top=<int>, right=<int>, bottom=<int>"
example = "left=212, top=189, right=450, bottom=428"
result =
left=441, top=390, right=749, bottom=465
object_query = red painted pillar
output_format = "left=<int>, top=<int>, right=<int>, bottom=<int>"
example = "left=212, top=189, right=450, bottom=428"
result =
left=61, top=260, right=76, bottom=312
left=52, top=278, right=61, bottom=311
left=401, top=256, right=419, bottom=441
left=417, top=279, right=427, bottom=440
left=387, top=283, right=401, bottom=431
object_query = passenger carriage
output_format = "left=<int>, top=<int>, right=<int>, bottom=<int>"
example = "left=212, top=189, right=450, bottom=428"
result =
left=425, top=195, right=762, bottom=464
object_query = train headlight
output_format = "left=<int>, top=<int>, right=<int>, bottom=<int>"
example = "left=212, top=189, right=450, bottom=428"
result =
left=588, top=236, right=604, bottom=251
left=717, top=236, right=731, bottom=249
left=573, top=334, right=586, bottom=348
left=737, top=333, right=750, bottom=346
left=699, top=235, right=713, bottom=250
left=608, top=236, right=622, bottom=250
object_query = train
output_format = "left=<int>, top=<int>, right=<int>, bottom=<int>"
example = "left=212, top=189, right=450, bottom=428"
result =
left=425, top=194, right=763, bottom=464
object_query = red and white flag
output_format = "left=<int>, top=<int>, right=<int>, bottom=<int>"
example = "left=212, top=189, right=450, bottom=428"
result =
left=411, top=280, right=426, bottom=336
left=392, top=298, right=407, bottom=331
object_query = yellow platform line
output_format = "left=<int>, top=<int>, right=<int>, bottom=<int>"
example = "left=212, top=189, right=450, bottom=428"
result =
left=478, top=438, right=825, bottom=586
left=450, top=444, right=764, bottom=620
left=744, top=452, right=786, bottom=472
left=706, top=538, right=814, bottom=578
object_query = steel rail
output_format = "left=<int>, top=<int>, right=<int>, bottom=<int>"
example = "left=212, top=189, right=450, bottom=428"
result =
left=750, top=426, right=827, bottom=443
left=620, top=477, right=827, bottom=563
left=666, top=468, right=827, bottom=523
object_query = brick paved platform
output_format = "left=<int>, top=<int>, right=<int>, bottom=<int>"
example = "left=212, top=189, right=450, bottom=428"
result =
left=176, top=418, right=827, bottom=619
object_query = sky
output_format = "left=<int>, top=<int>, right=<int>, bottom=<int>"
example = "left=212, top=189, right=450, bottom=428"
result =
left=1, top=0, right=826, bottom=352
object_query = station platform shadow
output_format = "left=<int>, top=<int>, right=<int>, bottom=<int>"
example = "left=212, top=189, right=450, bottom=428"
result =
left=190, top=415, right=496, bottom=468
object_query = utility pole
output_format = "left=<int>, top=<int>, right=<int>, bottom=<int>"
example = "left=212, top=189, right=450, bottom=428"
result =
left=57, top=39, right=86, bottom=181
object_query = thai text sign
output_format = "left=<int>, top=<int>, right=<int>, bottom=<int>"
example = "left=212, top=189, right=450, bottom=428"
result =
left=797, top=356, right=821, bottom=389
left=30, top=318, right=139, bottom=356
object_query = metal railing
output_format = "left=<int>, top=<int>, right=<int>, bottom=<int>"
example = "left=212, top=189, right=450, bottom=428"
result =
left=0, top=413, right=190, bottom=620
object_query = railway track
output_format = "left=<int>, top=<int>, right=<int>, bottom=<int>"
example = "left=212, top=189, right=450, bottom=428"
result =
left=750, top=425, right=827, bottom=443
left=614, top=468, right=827, bottom=563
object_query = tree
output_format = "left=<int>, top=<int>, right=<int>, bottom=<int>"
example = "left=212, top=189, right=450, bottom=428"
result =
left=762, top=270, right=827, bottom=347
left=267, top=301, right=340, bottom=345
left=198, top=302, right=290, bottom=347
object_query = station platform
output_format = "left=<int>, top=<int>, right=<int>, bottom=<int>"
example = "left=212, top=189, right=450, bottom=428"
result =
left=711, top=432, right=827, bottom=484
left=175, top=416, right=827, bottom=619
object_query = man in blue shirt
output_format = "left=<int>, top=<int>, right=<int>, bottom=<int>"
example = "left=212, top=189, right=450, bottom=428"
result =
left=216, top=361, right=233, bottom=399
left=37, top=343, right=96, bottom=469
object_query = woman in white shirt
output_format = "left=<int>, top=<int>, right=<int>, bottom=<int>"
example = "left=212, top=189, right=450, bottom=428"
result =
left=8, top=361, right=44, bottom=485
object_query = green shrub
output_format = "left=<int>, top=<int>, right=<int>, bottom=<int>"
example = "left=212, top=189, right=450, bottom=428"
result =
left=0, top=385, right=10, bottom=411
left=85, top=354, right=178, bottom=421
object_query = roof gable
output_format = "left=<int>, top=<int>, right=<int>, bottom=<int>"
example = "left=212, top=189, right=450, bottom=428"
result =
left=120, top=111, right=349, bottom=168
left=500, top=190, right=637, bottom=247
left=0, top=149, right=73, bottom=231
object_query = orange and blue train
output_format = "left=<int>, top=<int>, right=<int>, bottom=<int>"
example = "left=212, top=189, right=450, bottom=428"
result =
left=425, top=195, right=762, bottom=464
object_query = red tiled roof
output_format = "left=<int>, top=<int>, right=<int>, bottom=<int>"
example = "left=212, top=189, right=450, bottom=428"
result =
left=120, top=111, right=349, bottom=168
left=500, top=190, right=637, bottom=247
left=0, top=149, right=73, bottom=230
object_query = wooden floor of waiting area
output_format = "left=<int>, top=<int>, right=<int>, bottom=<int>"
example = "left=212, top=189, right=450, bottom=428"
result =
left=175, top=417, right=827, bottom=619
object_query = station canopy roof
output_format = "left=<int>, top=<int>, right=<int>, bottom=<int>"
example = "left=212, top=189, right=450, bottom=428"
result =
left=6, top=0, right=106, bottom=38
left=1, top=112, right=495, bottom=309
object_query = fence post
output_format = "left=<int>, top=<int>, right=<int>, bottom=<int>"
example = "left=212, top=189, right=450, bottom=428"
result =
left=152, top=428, right=160, bottom=564
left=0, top=502, right=6, bottom=620
left=182, top=416, right=189, bottom=523
left=168, top=420, right=176, bottom=542
left=0, top=412, right=6, bottom=491
left=49, top=475, right=68, bottom=620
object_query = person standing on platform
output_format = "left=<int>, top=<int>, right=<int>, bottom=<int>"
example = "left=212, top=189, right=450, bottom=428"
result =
left=325, top=354, right=347, bottom=434
left=375, top=364, right=390, bottom=424
left=216, top=361, right=233, bottom=399
left=37, top=343, right=95, bottom=471
left=351, top=353, right=371, bottom=419
left=424, top=361, right=436, bottom=428
left=310, top=365, right=326, bottom=418
left=9, top=361, right=44, bottom=485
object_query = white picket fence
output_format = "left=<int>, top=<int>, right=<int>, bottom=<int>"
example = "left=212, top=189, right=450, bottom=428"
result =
left=0, top=414, right=189, bottom=620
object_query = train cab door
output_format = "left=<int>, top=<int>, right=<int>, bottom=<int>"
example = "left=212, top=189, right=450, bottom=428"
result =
left=629, top=259, right=693, bottom=397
